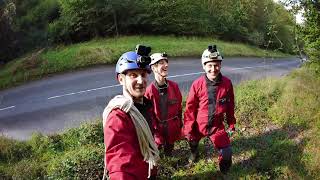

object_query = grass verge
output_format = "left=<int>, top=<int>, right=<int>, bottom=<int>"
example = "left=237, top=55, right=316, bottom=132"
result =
left=0, top=35, right=289, bottom=90
left=2, top=61, right=317, bottom=179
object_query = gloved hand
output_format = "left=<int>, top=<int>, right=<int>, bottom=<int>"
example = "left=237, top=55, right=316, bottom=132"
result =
left=226, top=129, right=234, bottom=137
left=226, top=128, right=235, bottom=143
left=226, top=125, right=235, bottom=138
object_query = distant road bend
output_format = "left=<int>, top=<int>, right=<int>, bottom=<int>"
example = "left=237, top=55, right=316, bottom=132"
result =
left=0, top=57, right=301, bottom=140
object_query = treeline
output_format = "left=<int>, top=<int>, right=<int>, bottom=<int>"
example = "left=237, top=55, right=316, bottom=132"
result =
left=0, top=0, right=299, bottom=63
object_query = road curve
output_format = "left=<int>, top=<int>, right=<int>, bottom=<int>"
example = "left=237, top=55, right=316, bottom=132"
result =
left=0, top=57, right=301, bottom=140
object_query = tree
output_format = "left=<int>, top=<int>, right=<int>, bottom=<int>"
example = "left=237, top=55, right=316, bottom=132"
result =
left=303, top=0, right=320, bottom=60
left=281, top=0, right=320, bottom=60
left=142, top=0, right=209, bottom=35
left=0, top=0, right=16, bottom=63
left=0, top=0, right=60, bottom=63
left=49, top=0, right=146, bottom=43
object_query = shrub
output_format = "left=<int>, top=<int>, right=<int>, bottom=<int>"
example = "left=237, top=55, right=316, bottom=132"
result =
left=0, top=136, right=32, bottom=163
left=62, top=120, right=104, bottom=149
left=9, top=159, right=46, bottom=179
left=28, top=132, right=64, bottom=156
left=47, top=145, right=104, bottom=179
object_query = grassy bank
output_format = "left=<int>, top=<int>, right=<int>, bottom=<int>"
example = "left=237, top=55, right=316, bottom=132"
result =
left=0, top=35, right=289, bottom=90
left=1, top=61, right=319, bottom=179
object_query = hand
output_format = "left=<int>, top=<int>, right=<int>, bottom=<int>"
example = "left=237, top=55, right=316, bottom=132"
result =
left=226, top=128, right=235, bottom=137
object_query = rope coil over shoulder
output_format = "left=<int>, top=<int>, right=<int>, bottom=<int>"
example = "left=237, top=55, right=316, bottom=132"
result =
left=102, top=95, right=160, bottom=179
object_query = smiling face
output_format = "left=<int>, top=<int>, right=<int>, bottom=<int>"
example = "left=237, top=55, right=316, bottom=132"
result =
left=203, top=60, right=221, bottom=81
left=152, top=59, right=169, bottom=78
left=118, top=69, right=148, bottom=101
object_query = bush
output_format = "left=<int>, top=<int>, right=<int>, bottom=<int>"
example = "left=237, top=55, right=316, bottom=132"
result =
left=28, top=132, right=64, bottom=157
left=0, top=136, right=32, bottom=163
left=9, top=159, right=46, bottom=179
left=62, top=120, right=104, bottom=149
left=47, top=145, right=104, bottom=179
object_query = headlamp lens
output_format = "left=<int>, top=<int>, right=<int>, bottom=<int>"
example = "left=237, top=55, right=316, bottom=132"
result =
left=137, top=56, right=151, bottom=68
left=161, top=53, right=168, bottom=58
left=208, top=52, right=219, bottom=59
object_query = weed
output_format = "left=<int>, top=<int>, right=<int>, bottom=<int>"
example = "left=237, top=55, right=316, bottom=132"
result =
left=46, top=145, right=104, bottom=179
left=0, top=136, right=32, bottom=163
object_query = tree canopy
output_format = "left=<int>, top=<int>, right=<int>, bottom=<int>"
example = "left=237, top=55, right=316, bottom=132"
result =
left=1, top=0, right=317, bottom=63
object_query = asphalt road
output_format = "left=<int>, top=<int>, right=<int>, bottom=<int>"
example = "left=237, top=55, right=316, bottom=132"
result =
left=0, top=57, right=301, bottom=140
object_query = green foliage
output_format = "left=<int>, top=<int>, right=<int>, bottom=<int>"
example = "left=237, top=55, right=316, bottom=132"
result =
left=235, top=78, right=284, bottom=127
left=143, top=0, right=209, bottom=35
left=0, top=0, right=17, bottom=62
left=8, top=159, right=46, bottom=179
left=61, top=120, right=104, bottom=149
left=0, top=120, right=104, bottom=179
left=50, top=0, right=146, bottom=42
left=1, top=63, right=320, bottom=179
left=284, top=0, right=320, bottom=60
left=14, top=0, right=60, bottom=48
left=0, top=0, right=60, bottom=63
left=268, top=62, right=320, bottom=128
left=302, top=1, right=320, bottom=61
left=232, top=61, right=320, bottom=178
left=3, top=0, right=298, bottom=63
left=0, top=35, right=288, bottom=90
left=231, top=128, right=310, bottom=179
left=205, top=0, right=250, bottom=41
left=264, top=2, right=295, bottom=53
left=45, top=0, right=297, bottom=51
left=47, top=145, right=104, bottom=179
left=0, top=136, right=32, bottom=163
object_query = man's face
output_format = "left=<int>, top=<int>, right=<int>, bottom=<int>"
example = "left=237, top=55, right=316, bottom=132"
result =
left=203, top=61, right=221, bottom=81
left=152, top=59, right=168, bottom=77
left=118, top=69, right=148, bottom=99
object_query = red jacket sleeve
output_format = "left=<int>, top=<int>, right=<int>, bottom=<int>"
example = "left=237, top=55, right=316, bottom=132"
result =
left=104, top=110, right=148, bottom=180
left=183, top=82, right=199, bottom=138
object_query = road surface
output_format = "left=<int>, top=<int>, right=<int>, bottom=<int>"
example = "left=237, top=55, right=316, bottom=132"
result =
left=0, top=57, right=301, bottom=140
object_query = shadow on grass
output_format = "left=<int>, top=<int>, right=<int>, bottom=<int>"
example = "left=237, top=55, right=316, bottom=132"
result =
left=229, top=125, right=311, bottom=179
left=164, top=125, right=311, bottom=180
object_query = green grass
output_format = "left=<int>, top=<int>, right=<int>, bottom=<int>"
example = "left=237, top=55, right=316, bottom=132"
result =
left=0, top=35, right=289, bottom=90
left=2, top=59, right=318, bottom=179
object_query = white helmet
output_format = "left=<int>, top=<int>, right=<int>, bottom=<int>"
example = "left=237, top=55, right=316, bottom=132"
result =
left=201, top=45, right=223, bottom=65
left=150, top=52, right=168, bottom=66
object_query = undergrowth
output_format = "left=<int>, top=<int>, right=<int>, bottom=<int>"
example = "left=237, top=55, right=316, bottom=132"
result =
left=0, top=61, right=319, bottom=179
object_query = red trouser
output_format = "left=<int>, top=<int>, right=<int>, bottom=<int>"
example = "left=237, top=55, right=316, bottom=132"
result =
left=188, top=126, right=232, bottom=172
left=188, top=127, right=230, bottom=149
